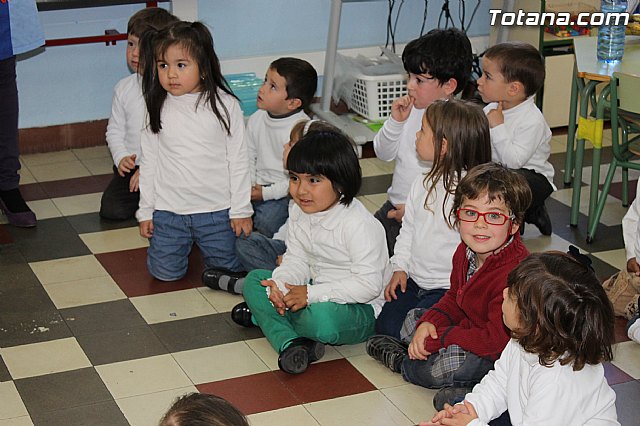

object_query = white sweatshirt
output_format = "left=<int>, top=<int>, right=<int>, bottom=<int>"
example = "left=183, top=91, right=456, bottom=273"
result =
left=622, top=179, right=640, bottom=262
left=106, top=73, right=145, bottom=167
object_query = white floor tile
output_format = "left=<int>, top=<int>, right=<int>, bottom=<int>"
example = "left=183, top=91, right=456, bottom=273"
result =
left=116, top=386, right=198, bottom=426
left=30, top=254, right=107, bottom=285
left=0, top=381, right=29, bottom=420
left=248, top=405, right=320, bottom=426
left=1, top=338, right=91, bottom=379
left=130, top=288, right=216, bottom=324
left=79, top=227, right=149, bottom=254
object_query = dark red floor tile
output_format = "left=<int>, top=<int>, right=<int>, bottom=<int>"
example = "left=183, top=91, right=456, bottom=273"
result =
left=197, top=371, right=300, bottom=415
left=96, top=247, right=148, bottom=276
left=615, top=316, right=631, bottom=344
left=110, top=269, right=199, bottom=298
left=277, top=358, right=376, bottom=404
left=39, top=175, right=111, bottom=199
left=0, top=224, right=13, bottom=244
left=604, top=362, right=634, bottom=386
left=19, top=182, right=48, bottom=201
left=602, top=179, right=637, bottom=203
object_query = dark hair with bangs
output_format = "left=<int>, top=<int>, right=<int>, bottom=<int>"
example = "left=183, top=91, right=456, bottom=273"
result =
left=270, top=58, right=318, bottom=111
left=286, top=130, right=361, bottom=206
left=127, top=7, right=178, bottom=38
left=422, top=99, right=492, bottom=224
left=451, top=162, right=531, bottom=227
left=484, top=42, right=545, bottom=97
left=402, top=28, right=473, bottom=95
left=159, top=392, right=248, bottom=426
left=506, top=252, right=615, bottom=371
left=141, top=21, right=238, bottom=135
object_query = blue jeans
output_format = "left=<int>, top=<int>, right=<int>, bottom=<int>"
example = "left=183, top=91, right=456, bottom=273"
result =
left=252, top=198, right=289, bottom=238
left=375, top=278, right=447, bottom=340
left=147, top=209, right=242, bottom=281
left=236, top=231, right=286, bottom=271
left=402, top=345, right=495, bottom=389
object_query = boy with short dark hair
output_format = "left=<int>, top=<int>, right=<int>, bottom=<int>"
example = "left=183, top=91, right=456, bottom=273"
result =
left=373, top=28, right=473, bottom=256
left=246, top=57, right=317, bottom=238
left=100, top=7, right=178, bottom=220
left=367, top=163, right=531, bottom=410
left=477, top=41, right=555, bottom=236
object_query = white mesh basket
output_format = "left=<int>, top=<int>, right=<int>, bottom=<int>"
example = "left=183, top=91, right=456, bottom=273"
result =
left=350, top=73, right=407, bottom=121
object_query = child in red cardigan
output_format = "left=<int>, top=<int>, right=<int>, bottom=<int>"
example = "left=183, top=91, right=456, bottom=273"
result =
left=367, top=163, right=531, bottom=411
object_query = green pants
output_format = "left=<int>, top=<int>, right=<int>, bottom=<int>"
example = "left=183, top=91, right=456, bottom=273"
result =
left=243, top=269, right=376, bottom=353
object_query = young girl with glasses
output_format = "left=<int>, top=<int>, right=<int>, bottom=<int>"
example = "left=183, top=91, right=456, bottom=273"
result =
left=368, top=162, right=532, bottom=415
left=373, top=98, right=492, bottom=341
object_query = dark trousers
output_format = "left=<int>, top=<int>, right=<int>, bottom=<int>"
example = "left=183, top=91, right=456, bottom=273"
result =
left=99, top=165, right=140, bottom=220
left=0, top=56, right=20, bottom=191
left=513, top=168, right=553, bottom=220
left=374, top=200, right=402, bottom=257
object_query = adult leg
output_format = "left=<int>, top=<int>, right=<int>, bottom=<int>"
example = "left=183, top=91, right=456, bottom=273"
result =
left=194, top=209, right=243, bottom=273
left=252, top=198, right=289, bottom=238
left=0, top=56, right=35, bottom=227
left=147, top=210, right=192, bottom=281
left=374, top=200, right=402, bottom=257
left=514, top=168, right=554, bottom=235
left=375, top=278, right=422, bottom=339
left=99, top=165, right=140, bottom=220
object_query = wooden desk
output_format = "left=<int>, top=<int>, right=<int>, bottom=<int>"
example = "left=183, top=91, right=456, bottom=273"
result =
left=565, top=36, right=640, bottom=240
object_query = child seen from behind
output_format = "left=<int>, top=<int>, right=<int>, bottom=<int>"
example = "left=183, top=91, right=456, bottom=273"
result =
left=375, top=99, right=492, bottom=340
left=100, top=7, right=178, bottom=220
left=477, top=41, right=555, bottom=236
left=368, top=163, right=531, bottom=410
left=423, top=252, right=619, bottom=426
left=232, top=129, right=391, bottom=375
left=136, top=21, right=252, bottom=281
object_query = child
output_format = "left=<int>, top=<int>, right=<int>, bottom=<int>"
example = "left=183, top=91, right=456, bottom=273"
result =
left=136, top=21, right=252, bottom=281
left=477, top=41, right=555, bottom=236
left=246, top=57, right=317, bottom=238
left=373, top=28, right=473, bottom=255
left=202, top=119, right=338, bottom=294
left=423, top=252, right=619, bottom=426
left=100, top=7, right=178, bottom=220
left=375, top=99, right=492, bottom=340
left=622, top=178, right=640, bottom=343
left=231, top=129, right=391, bottom=374
left=159, top=392, right=248, bottom=426
left=367, top=163, right=531, bottom=408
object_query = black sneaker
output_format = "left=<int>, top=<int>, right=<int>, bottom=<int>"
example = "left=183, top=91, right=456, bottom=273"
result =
left=278, top=337, right=325, bottom=374
left=433, top=386, right=474, bottom=411
left=365, top=335, right=407, bottom=373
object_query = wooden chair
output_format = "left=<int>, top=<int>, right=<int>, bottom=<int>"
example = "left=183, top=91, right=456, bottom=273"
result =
left=587, top=72, right=640, bottom=243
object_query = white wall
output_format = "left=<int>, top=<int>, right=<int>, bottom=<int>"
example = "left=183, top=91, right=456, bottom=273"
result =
left=17, top=0, right=492, bottom=129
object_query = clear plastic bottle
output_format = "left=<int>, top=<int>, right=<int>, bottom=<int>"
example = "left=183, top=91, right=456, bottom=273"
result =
left=597, top=0, right=628, bottom=62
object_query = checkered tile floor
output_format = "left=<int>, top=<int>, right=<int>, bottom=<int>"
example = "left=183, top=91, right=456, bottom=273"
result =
left=1, top=131, right=640, bottom=425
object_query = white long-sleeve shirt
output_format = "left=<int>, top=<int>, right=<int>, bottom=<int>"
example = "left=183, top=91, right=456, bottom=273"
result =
left=390, top=174, right=459, bottom=289
left=106, top=73, right=145, bottom=167
left=373, top=106, right=432, bottom=205
left=246, top=109, right=308, bottom=201
left=485, top=97, right=556, bottom=189
left=271, top=199, right=391, bottom=316
left=136, top=91, right=252, bottom=221
left=464, top=339, right=619, bottom=426
left=622, top=179, right=640, bottom=262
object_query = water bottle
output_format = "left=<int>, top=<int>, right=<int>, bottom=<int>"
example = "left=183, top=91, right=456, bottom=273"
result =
left=597, top=0, right=628, bottom=62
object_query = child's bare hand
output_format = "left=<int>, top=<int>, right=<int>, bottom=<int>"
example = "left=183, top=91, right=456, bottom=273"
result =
left=627, top=258, right=640, bottom=276
left=390, top=95, right=414, bottom=122
left=442, top=400, right=477, bottom=425
left=408, top=322, right=436, bottom=360
left=250, top=185, right=263, bottom=201
left=283, top=283, right=308, bottom=312
left=276, top=255, right=283, bottom=266
left=384, top=271, right=408, bottom=301
left=230, top=217, right=252, bottom=237
left=486, top=102, right=504, bottom=128
left=139, top=219, right=153, bottom=238
left=129, top=168, right=140, bottom=192
left=386, top=203, right=406, bottom=223
left=420, top=403, right=455, bottom=425
left=261, top=279, right=286, bottom=315
left=117, top=154, right=137, bottom=177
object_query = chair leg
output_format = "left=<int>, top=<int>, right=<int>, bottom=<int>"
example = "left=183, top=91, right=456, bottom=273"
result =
left=622, top=166, right=629, bottom=207
left=587, top=159, right=618, bottom=243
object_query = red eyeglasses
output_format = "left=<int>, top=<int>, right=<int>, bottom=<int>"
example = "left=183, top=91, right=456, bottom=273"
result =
left=456, top=208, right=514, bottom=226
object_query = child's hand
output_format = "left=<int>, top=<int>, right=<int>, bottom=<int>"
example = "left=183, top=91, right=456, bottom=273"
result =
left=420, top=401, right=477, bottom=426
left=390, top=95, right=414, bottom=123
left=486, top=102, right=504, bottom=128
left=129, top=168, right=140, bottom=192
left=408, top=322, right=436, bottom=360
left=250, top=185, right=263, bottom=201
left=419, top=403, right=455, bottom=425
left=386, top=203, right=406, bottom=223
left=384, top=271, right=408, bottom=301
left=117, top=154, right=137, bottom=177
left=230, top=217, right=252, bottom=237
left=283, top=283, right=308, bottom=312
left=139, top=219, right=153, bottom=238
left=261, top=279, right=286, bottom=315
left=276, top=255, right=283, bottom=266
left=627, top=258, right=640, bottom=276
